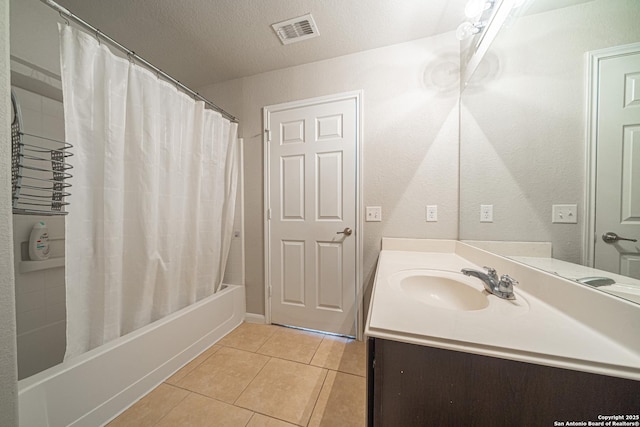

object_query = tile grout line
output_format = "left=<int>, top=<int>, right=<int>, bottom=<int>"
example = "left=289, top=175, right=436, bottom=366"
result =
left=164, top=345, right=221, bottom=385
left=308, top=334, right=328, bottom=367
left=154, top=386, right=268, bottom=425
left=304, top=366, right=331, bottom=427
left=244, top=412, right=256, bottom=427
left=232, top=326, right=330, bottom=426
left=244, top=407, right=302, bottom=426
left=220, top=326, right=281, bottom=411
left=149, top=384, right=191, bottom=427
left=160, top=340, right=276, bottom=423
left=230, top=350, right=317, bottom=426
left=252, top=327, right=280, bottom=355
left=231, top=353, right=273, bottom=407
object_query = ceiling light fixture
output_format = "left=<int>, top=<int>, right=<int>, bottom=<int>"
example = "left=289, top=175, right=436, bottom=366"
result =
left=457, top=0, right=496, bottom=41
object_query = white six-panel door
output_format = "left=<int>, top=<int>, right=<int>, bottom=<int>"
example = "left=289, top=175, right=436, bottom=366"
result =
left=264, top=94, right=359, bottom=336
left=595, top=49, right=640, bottom=279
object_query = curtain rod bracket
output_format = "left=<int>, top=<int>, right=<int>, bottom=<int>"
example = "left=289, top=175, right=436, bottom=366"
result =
left=59, top=11, right=69, bottom=26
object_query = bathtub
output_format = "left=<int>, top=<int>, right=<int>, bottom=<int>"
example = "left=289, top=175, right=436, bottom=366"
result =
left=18, top=284, right=245, bottom=427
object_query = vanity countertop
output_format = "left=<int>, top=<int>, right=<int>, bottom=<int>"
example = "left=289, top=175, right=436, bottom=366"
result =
left=365, top=238, right=640, bottom=381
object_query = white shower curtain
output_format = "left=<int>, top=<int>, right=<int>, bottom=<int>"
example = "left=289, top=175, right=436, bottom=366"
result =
left=59, top=25, right=239, bottom=360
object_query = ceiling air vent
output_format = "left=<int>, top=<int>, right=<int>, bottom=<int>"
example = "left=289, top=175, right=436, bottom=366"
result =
left=272, top=13, right=319, bottom=45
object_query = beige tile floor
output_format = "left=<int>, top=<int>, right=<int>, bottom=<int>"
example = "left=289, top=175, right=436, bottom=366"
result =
left=108, top=323, right=366, bottom=426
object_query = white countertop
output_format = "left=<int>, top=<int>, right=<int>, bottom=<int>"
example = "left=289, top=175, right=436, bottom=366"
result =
left=365, top=239, right=640, bottom=381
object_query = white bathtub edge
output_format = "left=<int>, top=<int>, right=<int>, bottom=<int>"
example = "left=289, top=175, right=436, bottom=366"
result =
left=18, top=284, right=246, bottom=427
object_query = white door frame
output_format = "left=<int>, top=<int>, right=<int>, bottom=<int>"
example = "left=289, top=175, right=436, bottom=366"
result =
left=583, top=42, right=640, bottom=267
left=263, top=91, right=364, bottom=339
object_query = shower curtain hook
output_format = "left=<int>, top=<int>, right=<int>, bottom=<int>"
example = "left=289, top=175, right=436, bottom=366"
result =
left=127, top=51, right=136, bottom=65
left=59, top=11, right=70, bottom=26
left=95, top=29, right=101, bottom=45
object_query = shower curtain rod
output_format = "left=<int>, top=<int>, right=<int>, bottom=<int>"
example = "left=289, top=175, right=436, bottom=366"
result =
left=41, top=0, right=238, bottom=123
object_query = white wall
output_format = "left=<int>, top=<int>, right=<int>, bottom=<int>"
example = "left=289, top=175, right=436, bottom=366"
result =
left=459, top=0, right=640, bottom=262
left=10, top=0, right=63, bottom=77
left=201, top=33, right=461, bottom=316
left=1, top=0, right=19, bottom=424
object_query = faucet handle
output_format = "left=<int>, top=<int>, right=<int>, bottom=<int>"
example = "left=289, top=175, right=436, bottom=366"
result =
left=499, top=274, right=518, bottom=291
left=483, top=266, right=498, bottom=280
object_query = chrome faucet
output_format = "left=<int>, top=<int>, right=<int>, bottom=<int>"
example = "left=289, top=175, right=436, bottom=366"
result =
left=461, top=267, right=518, bottom=300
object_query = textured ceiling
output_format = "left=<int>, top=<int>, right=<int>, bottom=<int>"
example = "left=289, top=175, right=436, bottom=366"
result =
left=54, top=0, right=468, bottom=88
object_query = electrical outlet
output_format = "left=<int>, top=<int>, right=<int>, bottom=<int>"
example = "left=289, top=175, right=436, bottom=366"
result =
left=426, top=205, right=438, bottom=222
left=552, top=204, right=578, bottom=224
left=366, top=206, right=382, bottom=222
left=480, top=205, right=493, bottom=223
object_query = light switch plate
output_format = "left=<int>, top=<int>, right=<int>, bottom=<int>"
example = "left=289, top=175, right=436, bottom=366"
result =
left=552, top=204, right=578, bottom=224
left=366, top=206, right=382, bottom=222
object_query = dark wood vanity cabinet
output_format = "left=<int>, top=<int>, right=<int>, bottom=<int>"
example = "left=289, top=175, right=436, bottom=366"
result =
left=367, top=338, right=640, bottom=427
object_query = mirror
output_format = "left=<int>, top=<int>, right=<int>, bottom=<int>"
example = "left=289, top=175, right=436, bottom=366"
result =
left=459, top=0, right=640, bottom=303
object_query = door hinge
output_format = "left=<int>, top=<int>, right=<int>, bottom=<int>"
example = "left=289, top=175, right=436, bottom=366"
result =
left=265, top=128, right=271, bottom=142
left=267, top=208, right=271, bottom=220
left=268, top=285, right=272, bottom=297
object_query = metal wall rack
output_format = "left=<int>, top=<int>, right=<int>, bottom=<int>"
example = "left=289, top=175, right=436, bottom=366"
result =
left=11, top=90, right=73, bottom=215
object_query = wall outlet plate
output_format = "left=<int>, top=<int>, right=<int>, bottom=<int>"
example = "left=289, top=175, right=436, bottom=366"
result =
left=426, top=205, right=438, bottom=222
left=480, top=204, right=493, bottom=223
left=366, top=206, right=382, bottom=222
left=552, top=204, right=578, bottom=224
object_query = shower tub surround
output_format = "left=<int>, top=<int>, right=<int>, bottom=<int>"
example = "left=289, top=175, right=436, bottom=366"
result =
left=366, top=238, right=640, bottom=424
left=18, top=284, right=245, bottom=427
left=11, top=86, right=67, bottom=380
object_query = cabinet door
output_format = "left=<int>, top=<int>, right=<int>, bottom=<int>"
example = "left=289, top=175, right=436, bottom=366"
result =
left=369, top=338, right=640, bottom=426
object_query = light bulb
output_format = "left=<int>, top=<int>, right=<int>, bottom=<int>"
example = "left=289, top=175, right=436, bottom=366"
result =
left=456, top=21, right=482, bottom=41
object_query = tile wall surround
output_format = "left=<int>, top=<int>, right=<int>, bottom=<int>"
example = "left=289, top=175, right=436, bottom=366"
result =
left=12, top=86, right=66, bottom=379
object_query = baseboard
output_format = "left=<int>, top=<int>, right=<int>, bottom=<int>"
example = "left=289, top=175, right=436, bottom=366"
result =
left=244, top=313, right=266, bottom=324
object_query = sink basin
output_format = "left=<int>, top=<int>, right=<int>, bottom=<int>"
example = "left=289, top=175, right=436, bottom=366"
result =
left=389, top=270, right=489, bottom=311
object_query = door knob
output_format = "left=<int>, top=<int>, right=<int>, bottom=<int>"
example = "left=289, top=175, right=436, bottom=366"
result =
left=602, top=232, right=638, bottom=244
left=337, top=227, right=353, bottom=236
